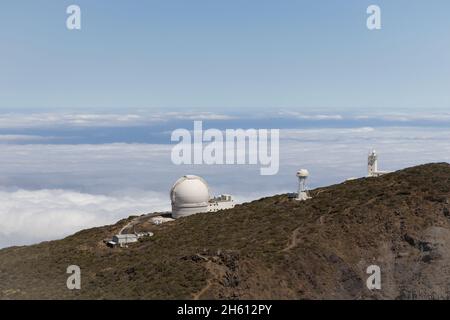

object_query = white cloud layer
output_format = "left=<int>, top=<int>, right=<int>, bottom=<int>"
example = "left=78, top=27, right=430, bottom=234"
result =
left=0, top=126, right=449, bottom=248
left=2, top=111, right=450, bottom=130
left=0, top=112, right=233, bottom=128
left=278, top=111, right=450, bottom=123
left=0, top=189, right=169, bottom=248
left=0, top=134, right=52, bottom=142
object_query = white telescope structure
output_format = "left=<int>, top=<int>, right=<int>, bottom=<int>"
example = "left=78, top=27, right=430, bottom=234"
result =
left=296, top=169, right=311, bottom=201
left=170, top=175, right=235, bottom=219
left=368, top=149, right=389, bottom=177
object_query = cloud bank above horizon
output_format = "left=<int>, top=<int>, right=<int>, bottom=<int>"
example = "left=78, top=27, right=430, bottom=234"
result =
left=0, top=118, right=449, bottom=248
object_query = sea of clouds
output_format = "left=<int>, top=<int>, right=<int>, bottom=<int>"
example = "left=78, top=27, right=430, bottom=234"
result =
left=0, top=112, right=449, bottom=248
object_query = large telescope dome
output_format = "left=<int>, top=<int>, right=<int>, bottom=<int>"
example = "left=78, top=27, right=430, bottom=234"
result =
left=170, top=175, right=210, bottom=219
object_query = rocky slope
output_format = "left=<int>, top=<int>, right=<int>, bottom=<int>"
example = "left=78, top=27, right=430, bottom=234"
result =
left=1, top=163, right=450, bottom=299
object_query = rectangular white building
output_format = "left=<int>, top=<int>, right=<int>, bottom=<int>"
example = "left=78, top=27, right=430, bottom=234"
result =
left=112, top=234, right=138, bottom=247
left=208, top=194, right=235, bottom=212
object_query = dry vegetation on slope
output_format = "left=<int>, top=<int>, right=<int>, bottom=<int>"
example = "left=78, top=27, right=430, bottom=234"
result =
left=1, top=163, right=450, bottom=299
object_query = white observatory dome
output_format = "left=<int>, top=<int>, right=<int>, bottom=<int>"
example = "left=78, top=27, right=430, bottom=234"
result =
left=296, top=169, right=309, bottom=177
left=170, top=175, right=210, bottom=219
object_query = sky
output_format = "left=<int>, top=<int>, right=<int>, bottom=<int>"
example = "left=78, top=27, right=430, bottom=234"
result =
left=0, top=1, right=449, bottom=248
left=1, top=0, right=450, bottom=112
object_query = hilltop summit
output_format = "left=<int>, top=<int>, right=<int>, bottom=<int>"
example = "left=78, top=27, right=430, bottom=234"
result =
left=1, top=163, right=450, bottom=299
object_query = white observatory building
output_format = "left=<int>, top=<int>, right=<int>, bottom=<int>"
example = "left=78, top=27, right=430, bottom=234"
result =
left=296, top=169, right=312, bottom=201
left=367, top=149, right=389, bottom=177
left=170, top=175, right=235, bottom=219
left=170, top=175, right=210, bottom=219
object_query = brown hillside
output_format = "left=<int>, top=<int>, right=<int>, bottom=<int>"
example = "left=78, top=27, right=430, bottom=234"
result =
left=1, top=163, right=450, bottom=299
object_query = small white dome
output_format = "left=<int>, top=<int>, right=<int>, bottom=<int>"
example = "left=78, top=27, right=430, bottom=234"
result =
left=296, top=169, right=309, bottom=177
left=170, top=175, right=210, bottom=218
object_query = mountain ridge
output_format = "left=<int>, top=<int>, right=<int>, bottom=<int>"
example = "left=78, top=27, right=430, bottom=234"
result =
left=1, top=162, right=450, bottom=299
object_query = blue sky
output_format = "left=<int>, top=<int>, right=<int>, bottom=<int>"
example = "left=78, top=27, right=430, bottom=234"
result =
left=1, top=0, right=449, bottom=112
